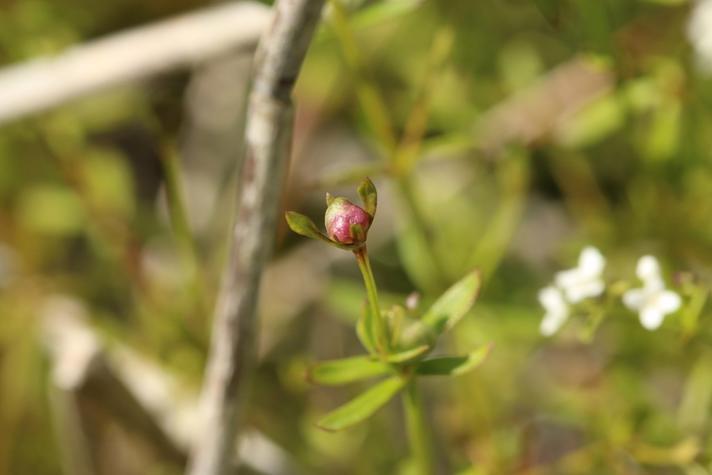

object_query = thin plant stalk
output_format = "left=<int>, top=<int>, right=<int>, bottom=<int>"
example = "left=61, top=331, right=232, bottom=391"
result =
left=403, top=381, right=434, bottom=475
left=160, top=143, right=209, bottom=322
left=354, top=245, right=389, bottom=353
left=326, top=2, right=447, bottom=291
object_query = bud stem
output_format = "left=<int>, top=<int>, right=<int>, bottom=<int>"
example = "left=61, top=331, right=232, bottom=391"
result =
left=354, top=246, right=389, bottom=355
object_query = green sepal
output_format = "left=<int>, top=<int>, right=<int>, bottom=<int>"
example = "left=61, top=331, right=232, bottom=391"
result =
left=357, top=177, right=378, bottom=217
left=350, top=223, right=366, bottom=243
left=285, top=211, right=331, bottom=243
left=421, top=269, right=481, bottom=338
left=316, top=376, right=408, bottom=431
left=383, top=345, right=430, bottom=363
left=416, top=343, right=492, bottom=377
left=309, top=355, right=391, bottom=386
left=325, top=192, right=335, bottom=207
left=286, top=211, right=355, bottom=250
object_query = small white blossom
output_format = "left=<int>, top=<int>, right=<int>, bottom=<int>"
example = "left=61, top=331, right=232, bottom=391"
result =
left=539, top=286, right=569, bottom=336
left=623, top=255, right=681, bottom=330
left=555, top=246, right=606, bottom=303
left=539, top=246, right=607, bottom=336
left=688, top=0, right=712, bottom=75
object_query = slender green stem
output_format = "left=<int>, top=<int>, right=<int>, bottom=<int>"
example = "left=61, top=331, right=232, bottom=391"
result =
left=403, top=381, right=434, bottom=475
left=354, top=246, right=388, bottom=354
left=160, top=144, right=208, bottom=324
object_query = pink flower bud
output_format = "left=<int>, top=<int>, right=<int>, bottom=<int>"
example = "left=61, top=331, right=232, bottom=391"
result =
left=324, top=197, right=371, bottom=245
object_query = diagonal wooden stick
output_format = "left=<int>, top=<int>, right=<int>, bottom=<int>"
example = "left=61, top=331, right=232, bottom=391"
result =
left=186, top=1, right=326, bottom=474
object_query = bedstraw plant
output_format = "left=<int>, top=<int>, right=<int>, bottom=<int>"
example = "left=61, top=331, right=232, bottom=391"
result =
left=285, top=177, right=491, bottom=474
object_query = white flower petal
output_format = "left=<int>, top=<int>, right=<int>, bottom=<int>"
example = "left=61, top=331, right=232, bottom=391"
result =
left=564, top=279, right=604, bottom=303
left=554, top=268, right=581, bottom=291
left=640, top=307, right=665, bottom=330
left=540, top=311, right=567, bottom=336
left=623, top=288, right=645, bottom=311
left=656, top=290, right=681, bottom=314
left=538, top=286, right=567, bottom=314
left=579, top=246, right=605, bottom=276
left=538, top=286, right=569, bottom=336
left=637, top=255, right=661, bottom=285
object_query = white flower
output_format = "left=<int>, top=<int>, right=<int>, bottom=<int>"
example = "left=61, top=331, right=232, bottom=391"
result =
left=538, top=246, right=607, bottom=336
left=539, top=286, right=569, bottom=336
left=623, top=255, right=681, bottom=330
left=555, top=246, right=606, bottom=303
left=688, top=0, right=712, bottom=75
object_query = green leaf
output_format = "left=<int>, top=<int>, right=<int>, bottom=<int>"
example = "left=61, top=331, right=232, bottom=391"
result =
left=317, top=376, right=408, bottom=431
left=357, top=303, right=377, bottom=354
left=357, top=177, right=377, bottom=217
left=384, top=345, right=430, bottom=363
left=285, top=211, right=331, bottom=243
left=421, top=270, right=482, bottom=337
left=310, top=355, right=391, bottom=386
left=416, top=344, right=493, bottom=377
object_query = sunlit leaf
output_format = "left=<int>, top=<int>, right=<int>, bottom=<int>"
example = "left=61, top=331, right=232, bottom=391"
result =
left=310, top=355, right=391, bottom=386
left=317, top=376, right=408, bottom=431
left=416, top=344, right=492, bottom=376
left=421, top=270, right=481, bottom=337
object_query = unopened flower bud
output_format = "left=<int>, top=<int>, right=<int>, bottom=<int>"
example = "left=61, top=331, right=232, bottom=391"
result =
left=324, top=197, right=371, bottom=245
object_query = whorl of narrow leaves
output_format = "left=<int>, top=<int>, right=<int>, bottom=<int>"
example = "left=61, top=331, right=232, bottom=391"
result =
left=288, top=178, right=490, bottom=433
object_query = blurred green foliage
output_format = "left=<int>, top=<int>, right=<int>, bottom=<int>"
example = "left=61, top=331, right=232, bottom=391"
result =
left=1, top=0, right=712, bottom=474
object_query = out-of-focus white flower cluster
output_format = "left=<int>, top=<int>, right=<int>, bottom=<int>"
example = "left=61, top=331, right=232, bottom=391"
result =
left=622, top=256, right=682, bottom=331
left=688, top=0, right=712, bottom=75
left=539, top=248, right=682, bottom=336
left=539, top=246, right=605, bottom=336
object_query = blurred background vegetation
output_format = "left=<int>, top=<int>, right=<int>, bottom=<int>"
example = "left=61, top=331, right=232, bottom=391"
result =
left=1, top=0, right=712, bottom=473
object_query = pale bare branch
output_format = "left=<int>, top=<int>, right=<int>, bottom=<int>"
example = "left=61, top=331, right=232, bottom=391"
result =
left=186, top=1, right=326, bottom=474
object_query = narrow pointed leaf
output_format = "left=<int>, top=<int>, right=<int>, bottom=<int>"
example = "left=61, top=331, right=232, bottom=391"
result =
left=285, top=212, right=331, bottom=243
left=310, top=355, right=391, bottom=386
left=357, top=303, right=377, bottom=354
left=421, top=270, right=481, bottom=337
left=357, top=177, right=378, bottom=217
left=416, top=344, right=493, bottom=377
left=317, top=376, right=407, bottom=431
left=384, top=345, right=430, bottom=363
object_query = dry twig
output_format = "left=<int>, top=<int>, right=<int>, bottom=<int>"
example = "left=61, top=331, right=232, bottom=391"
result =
left=186, top=1, right=326, bottom=474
